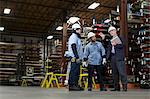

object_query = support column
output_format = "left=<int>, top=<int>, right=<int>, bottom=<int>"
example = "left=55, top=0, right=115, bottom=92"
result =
left=61, top=23, right=68, bottom=71
left=120, top=0, right=128, bottom=57
left=62, top=23, right=67, bottom=58
left=47, top=39, right=49, bottom=58
left=61, top=10, right=68, bottom=71
left=43, top=36, right=46, bottom=71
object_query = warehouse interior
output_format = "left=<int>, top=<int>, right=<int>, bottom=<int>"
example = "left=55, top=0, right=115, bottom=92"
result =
left=0, top=0, right=149, bottom=99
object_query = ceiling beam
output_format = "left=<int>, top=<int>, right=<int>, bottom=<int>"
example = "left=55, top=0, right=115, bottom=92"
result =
left=0, top=0, right=115, bottom=12
left=0, top=31, right=43, bottom=38
left=0, top=14, right=52, bottom=22
left=61, top=0, right=116, bottom=9
left=3, top=24, right=46, bottom=32
left=4, top=28, right=46, bottom=35
left=1, top=20, right=48, bottom=27
left=0, top=6, right=57, bottom=19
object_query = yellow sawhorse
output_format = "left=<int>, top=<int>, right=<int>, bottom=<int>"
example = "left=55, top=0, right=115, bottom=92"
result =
left=41, top=73, right=67, bottom=88
left=41, top=72, right=53, bottom=88
left=21, top=79, right=27, bottom=86
left=79, top=73, right=96, bottom=89
left=51, top=74, right=67, bottom=88
left=79, top=66, right=96, bottom=89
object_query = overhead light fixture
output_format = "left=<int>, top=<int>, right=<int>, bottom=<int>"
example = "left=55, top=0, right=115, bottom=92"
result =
left=47, top=36, right=53, bottom=39
left=88, top=2, right=100, bottom=9
left=0, top=27, right=4, bottom=31
left=56, top=26, right=63, bottom=30
left=67, top=17, right=80, bottom=24
left=4, top=8, right=11, bottom=14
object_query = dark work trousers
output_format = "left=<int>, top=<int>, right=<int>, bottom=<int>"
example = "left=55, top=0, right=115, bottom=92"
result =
left=68, top=61, right=80, bottom=86
left=88, top=64, right=105, bottom=89
left=111, top=54, right=128, bottom=89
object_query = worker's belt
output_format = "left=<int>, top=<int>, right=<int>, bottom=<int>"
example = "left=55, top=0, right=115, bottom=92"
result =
left=71, top=57, right=82, bottom=64
left=71, top=57, right=76, bottom=62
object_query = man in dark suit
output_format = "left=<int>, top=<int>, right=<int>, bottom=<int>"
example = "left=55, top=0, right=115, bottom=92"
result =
left=106, top=26, right=128, bottom=91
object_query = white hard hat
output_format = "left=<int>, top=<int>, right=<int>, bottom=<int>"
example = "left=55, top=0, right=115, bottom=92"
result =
left=108, top=26, right=116, bottom=33
left=72, top=23, right=81, bottom=30
left=87, top=32, right=95, bottom=39
left=104, top=19, right=111, bottom=23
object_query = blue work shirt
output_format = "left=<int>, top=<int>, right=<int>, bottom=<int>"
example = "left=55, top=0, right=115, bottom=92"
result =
left=68, top=33, right=83, bottom=59
left=84, top=41, right=105, bottom=65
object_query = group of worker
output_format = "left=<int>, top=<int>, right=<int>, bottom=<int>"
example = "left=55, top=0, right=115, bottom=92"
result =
left=66, top=23, right=128, bottom=91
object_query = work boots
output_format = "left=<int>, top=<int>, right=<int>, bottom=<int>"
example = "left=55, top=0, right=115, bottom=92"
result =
left=110, top=84, right=127, bottom=91
left=122, top=84, right=127, bottom=91
left=100, top=87, right=107, bottom=91
left=69, top=85, right=84, bottom=91
left=111, top=84, right=120, bottom=91
left=88, top=87, right=92, bottom=91
left=100, top=85, right=107, bottom=91
left=110, top=88, right=120, bottom=91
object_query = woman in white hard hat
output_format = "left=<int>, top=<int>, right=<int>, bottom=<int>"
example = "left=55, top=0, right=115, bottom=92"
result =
left=67, top=23, right=84, bottom=91
left=106, top=26, right=128, bottom=91
left=83, top=32, right=107, bottom=91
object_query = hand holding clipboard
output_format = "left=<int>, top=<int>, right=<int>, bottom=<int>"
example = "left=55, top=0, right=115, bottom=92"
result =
left=111, top=36, right=122, bottom=46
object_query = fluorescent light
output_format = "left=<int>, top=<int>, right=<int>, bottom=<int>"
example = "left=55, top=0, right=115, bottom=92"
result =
left=4, top=8, right=11, bottom=14
left=47, top=36, right=53, bottom=39
left=56, top=26, right=63, bottom=30
left=88, top=2, right=100, bottom=9
left=67, top=17, right=80, bottom=24
left=0, top=27, right=4, bottom=31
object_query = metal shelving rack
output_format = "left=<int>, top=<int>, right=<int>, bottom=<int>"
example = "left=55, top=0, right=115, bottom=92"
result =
left=126, top=0, right=150, bottom=88
left=0, top=42, right=19, bottom=85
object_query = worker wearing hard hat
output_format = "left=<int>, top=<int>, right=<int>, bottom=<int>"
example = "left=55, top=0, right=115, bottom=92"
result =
left=68, top=23, right=84, bottom=91
left=107, top=26, right=127, bottom=91
left=83, top=32, right=107, bottom=91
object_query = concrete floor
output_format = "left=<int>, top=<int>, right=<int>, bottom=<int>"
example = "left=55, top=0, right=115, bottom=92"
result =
left=0, top=86, right=149, bottom=99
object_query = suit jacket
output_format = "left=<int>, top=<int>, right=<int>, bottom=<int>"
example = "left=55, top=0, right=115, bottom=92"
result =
left=106, top=36, right=125, bottom=61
